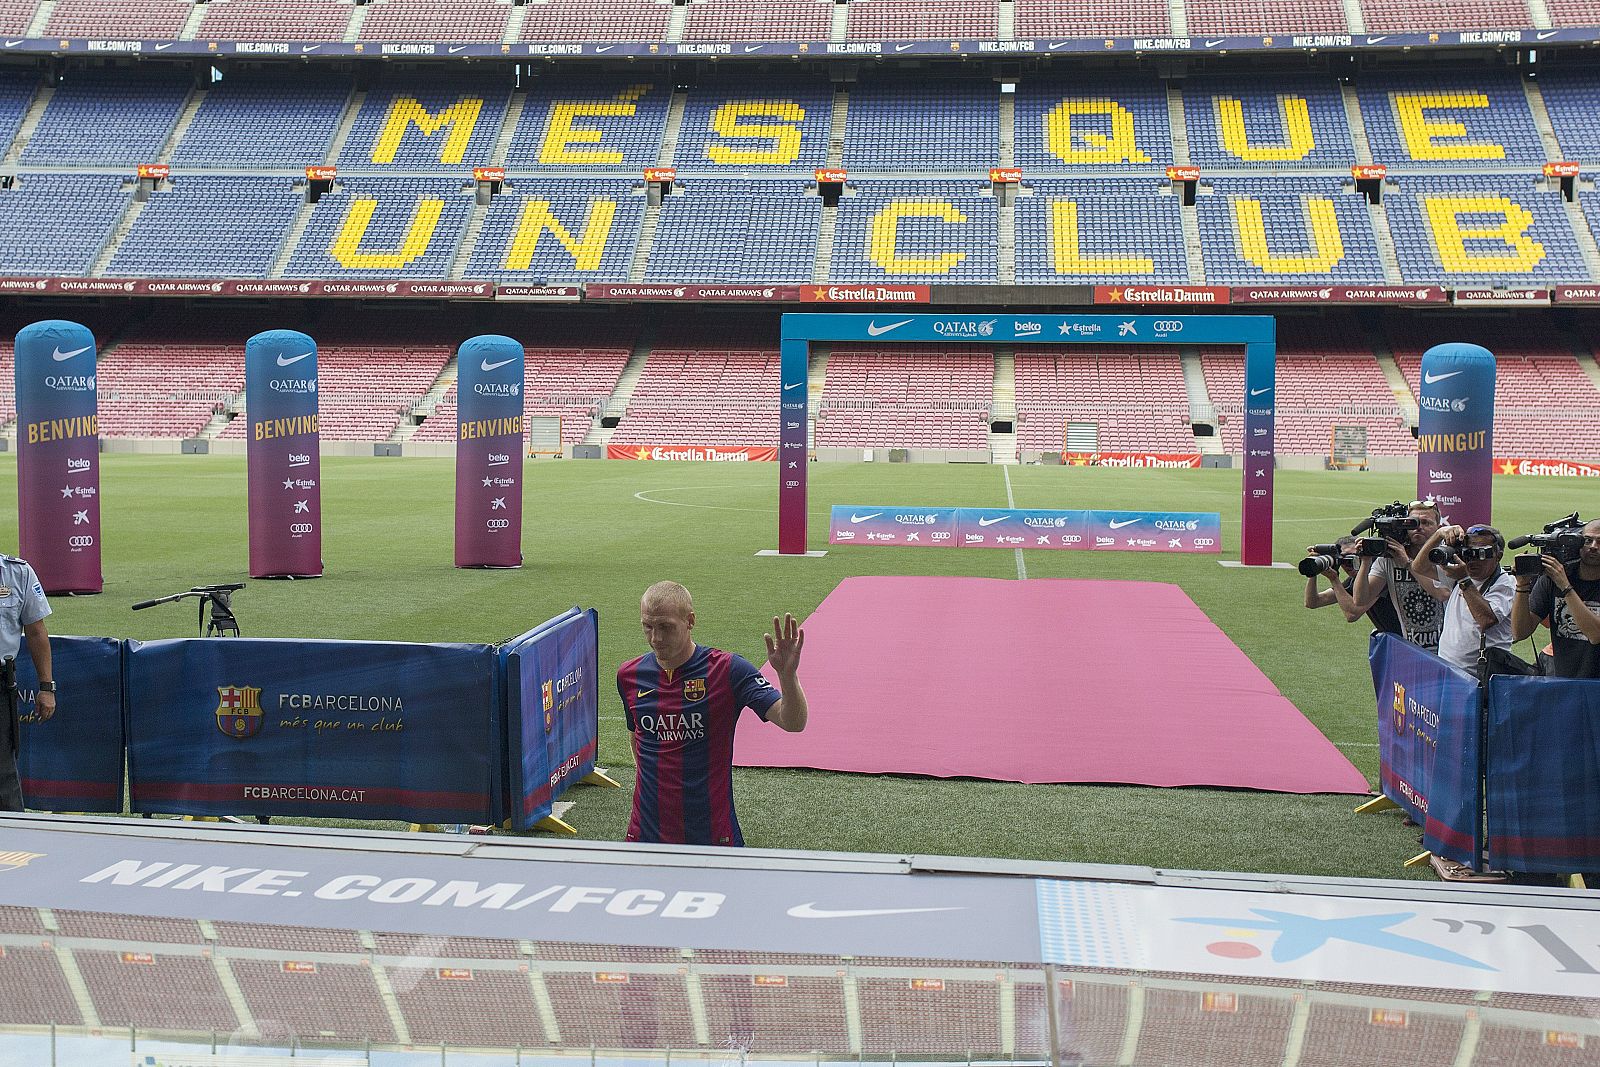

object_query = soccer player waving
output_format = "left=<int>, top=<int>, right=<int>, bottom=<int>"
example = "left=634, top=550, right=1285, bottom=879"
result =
left=618, top=581, right=807, bottom=846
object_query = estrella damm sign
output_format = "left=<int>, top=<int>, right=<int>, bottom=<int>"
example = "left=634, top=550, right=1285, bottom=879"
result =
left=217, top=685, right=264, bottom=739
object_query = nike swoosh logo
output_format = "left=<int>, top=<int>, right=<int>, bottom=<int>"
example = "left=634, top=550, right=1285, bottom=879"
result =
left=850, top=512, right=883, bottom=523
left=636, top=688, right=654, bottom=698
left=1423, top=370, right=1464, bottom=385
left=3, top=41, right=23, bottom=47
left=787, top=903, right=965, bottom=920
left=1537, top=29, right=1558, bottom=39
left=1049, top=41, right=1071, bottom=49
left=1365, top=35, right=1389, bottom=43
left=594, top=45, right=615, bottom=52
left=1205, top=39, right=1225, bottom=46
left=300, top=44, right=320, bottom=52
left=1250, top=386, right=1272, bottom=396
left=1108, top=518, right=1141, bottom=529
left=154, top=42, right=173, bottom=50
left=867, top=319, right=913, bottom=337
left=449, top=45, right=468, bottom=53
left=51, top=345, right=92, bottom=362
left=783, top=381, right=803, bottom=390
left=977, top=516, right=1007, bottom=527
left=895, top=43, right=916, bottom=51
left=743, top=44, right=763, bottom=52
left=480, top=357, right=516, bottom=372
left=276, top=351, right=314, bottom=366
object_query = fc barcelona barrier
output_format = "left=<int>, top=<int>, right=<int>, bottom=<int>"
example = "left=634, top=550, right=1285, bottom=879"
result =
left=12, top=610, right=599, bottom=828
left=1372, top=633, right=1600, bottom=873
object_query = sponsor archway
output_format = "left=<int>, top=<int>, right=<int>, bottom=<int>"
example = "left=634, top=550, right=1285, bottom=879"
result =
left=776, top=313, right=1277, bottom=565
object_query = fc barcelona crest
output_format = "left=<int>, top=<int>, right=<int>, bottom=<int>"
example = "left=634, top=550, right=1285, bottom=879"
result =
left=1392, top=682, right=1406, bottom=735
left=683, top=677, right=706, bottom=702
left=541, top=680, right=554, bottom=733
left=217, top=685, right=264, bottom=739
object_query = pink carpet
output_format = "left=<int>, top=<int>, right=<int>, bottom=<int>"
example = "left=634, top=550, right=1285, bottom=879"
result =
left=737, top=576, right=1368, bottom=794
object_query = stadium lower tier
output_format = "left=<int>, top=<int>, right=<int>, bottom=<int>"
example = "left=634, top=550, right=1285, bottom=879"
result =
left=3, top=306, right=1600, bottom=460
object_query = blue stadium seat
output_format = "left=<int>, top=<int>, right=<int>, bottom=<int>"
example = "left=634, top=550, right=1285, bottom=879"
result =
left=173, top=75, right=352, bottom=168
left=1199, top=178, right=1386, bottom=284
left=647, top=180, right=822, bottom=283
left=107, top=177, right=303, bottom=278
left=283, top=178, right=474, bottom=279
left=0, top=173, right=131, bottom=275
left=1016, top=180, right=1187, bottom=285
left=464, top=179, right=643, bottom=282
left=21, top=72, right=192, bottom=166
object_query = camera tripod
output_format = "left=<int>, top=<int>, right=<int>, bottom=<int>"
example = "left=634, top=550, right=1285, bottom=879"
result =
left=132, top=583, right=245, bottom=638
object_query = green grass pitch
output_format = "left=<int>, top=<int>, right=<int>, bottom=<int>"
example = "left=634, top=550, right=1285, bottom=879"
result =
left=2, top=454, right=1585, bottom=880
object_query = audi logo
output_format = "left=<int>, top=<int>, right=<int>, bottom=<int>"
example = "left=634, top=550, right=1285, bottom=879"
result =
left=289, top=523, right=314, bottom=534
left=68, top=535, right=94, bottom=548
left=486, top=519, right=510, bottom=530
left=1152, top=320, right=1184, bottom=333
left=1193, top=538, right=1216, bottom=547
left=1062, top=535, right=1084, bottom=543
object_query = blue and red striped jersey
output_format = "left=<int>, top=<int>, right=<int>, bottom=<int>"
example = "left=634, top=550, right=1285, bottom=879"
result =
left=616, top=644, right=782, bottom=846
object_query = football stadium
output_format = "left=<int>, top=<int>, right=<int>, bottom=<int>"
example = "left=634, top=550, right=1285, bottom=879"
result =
left=2, top=0, right=1600, bottom=1062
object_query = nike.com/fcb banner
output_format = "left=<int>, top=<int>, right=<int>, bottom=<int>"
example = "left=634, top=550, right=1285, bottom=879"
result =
left=246, top=329, right=323, bottom=578
left=456, top=335, right=524, bottom=569
left=15, top=636, right=123, bottom=811
left=1416, top=342, right=1495, bottom=526
left=14, top=320, right=102, bottom=593
left=830, top=507, right=1220, bottom=553
left=501, top=607, right=600, bottom=828
left=125, top=638, right=499, bottom=824
left=1370, top=634, right=1480, bottom=867
left=1486, top=676, right=1600, bottom=873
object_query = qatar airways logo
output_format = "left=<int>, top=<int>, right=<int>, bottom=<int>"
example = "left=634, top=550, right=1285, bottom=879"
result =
left=474, top=383, right=520, bottom=396
left=44, top=374, right=95, bottom=392
left=1419, top=395, right=1467, bottom=413
left=933, top=319, right=997, bottom=338
left=1154, top=519, right=1200, bottom=531
left=270, top=379, right=317, bottom=394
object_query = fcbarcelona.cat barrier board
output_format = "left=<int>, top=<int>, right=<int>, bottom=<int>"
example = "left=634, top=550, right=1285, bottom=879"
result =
left=771, top=313, right=1277, bottom=565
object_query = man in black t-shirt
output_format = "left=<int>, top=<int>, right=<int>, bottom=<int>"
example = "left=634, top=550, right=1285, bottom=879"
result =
left=1511, top=520, right=1600, bottom=678
left=1305, top=536, right=1402, bottom=636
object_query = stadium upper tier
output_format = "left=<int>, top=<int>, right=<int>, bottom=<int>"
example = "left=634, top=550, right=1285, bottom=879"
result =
left=1, top=70, right=1599, bottom=287
left=0, top=0, right=1589, bottom=43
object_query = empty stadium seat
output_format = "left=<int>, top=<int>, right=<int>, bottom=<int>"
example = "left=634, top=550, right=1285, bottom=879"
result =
left=1015, top=79, right=1174, bottom=171
left=357, top=0, right=511, bottom=42
left=0, top=0, right=35, bottom=34
left=681, top=0, right=834, bottom=41
left=21, top=72, right=192, bottom=166
left=1359, top=0, right=1535, bottom=31
left=648, top=181, right=821, bottom=283
left=830, top=185, right=999, bottom=284
left=843, top=0, right=1000, bottom=40
left=1356, top=72, right=1546, bottom=168
left=842, top=79, right=1000, bottom=172
left=1016, top=347, right=1193, bottom=453
left=672, top=81, right=834, bottom=171
left=612, top=346, right=781, bottom=447
left=1538, top=70, right=1600, bottom=164
left=519, top=0, right=673, bottom=42
left=45, top=0, right=194, bottom=38
left=1384, top=175, right=1591, bottom=285
left=282, top=177, right=474, bottom=279
left=464, top=179, right=643, bottom=282
left=505, top=80, right=669, bottom=171
left=1016, top=181, right=1188, bottom=284
left=1012, top=0, right=1173, bottom=37
left=0, top=173, right=130, bottom=275
left=194, top=0, right=356, bottom=41
left=1199, top=178, right=1386, bottom=284
left=172, top=74, right=351, bottom=166
left=1183, top=77, right=1356, bottom=169
left=107, top=176, right=302, bottom=279
left=338, top=77, right=509, bottom=167
left=815, top=345, right=992, bottom=450
left=1186, top=0, right=1350, bottom=34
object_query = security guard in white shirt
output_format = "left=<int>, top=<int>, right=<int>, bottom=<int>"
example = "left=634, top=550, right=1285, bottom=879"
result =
left=0, top=555, right=54, bottom=811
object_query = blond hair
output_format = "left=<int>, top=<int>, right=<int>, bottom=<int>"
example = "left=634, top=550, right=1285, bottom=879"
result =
left=642, top=581, right=694, bottom=618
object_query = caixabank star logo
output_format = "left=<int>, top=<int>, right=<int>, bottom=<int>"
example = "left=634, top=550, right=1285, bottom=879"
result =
left=217, top=685, right=264, bottom=739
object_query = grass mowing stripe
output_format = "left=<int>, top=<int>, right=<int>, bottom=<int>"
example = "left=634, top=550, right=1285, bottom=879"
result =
left=1003, top=464, right=1027, bottom=581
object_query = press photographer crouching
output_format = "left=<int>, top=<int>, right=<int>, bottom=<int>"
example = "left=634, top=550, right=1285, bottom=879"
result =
left=1301, top=536, right=1401, bottom=635
left=1350, top=500, right=1447, bottom=652
left=1412, top=523, right=1514, bottom=673
left=1510, top=517, right=1600, bottom=678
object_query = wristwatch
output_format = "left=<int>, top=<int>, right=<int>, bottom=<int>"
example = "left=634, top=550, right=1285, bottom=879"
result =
left=36, top=681, right=55, bottom=693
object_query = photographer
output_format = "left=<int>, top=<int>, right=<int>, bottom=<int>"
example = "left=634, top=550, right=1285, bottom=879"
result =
left=1511, top=519, right=1600, bottom=678
left=1351, top=500, right=1448, bottom=651
left=1304, top=537, right=1401, bottom=635
left=1413, top=524, right=1514, bottom=673
left=0, top=553, right=53, bottom=812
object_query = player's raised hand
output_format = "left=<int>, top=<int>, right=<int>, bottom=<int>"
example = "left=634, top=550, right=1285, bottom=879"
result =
left=765, top=613, right=804, bottom=677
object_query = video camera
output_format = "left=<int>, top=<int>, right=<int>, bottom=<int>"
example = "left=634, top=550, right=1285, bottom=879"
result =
left=1351, top=501, right=1421, bottom=543
left=1509, top=512, right=1586, bottom=576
